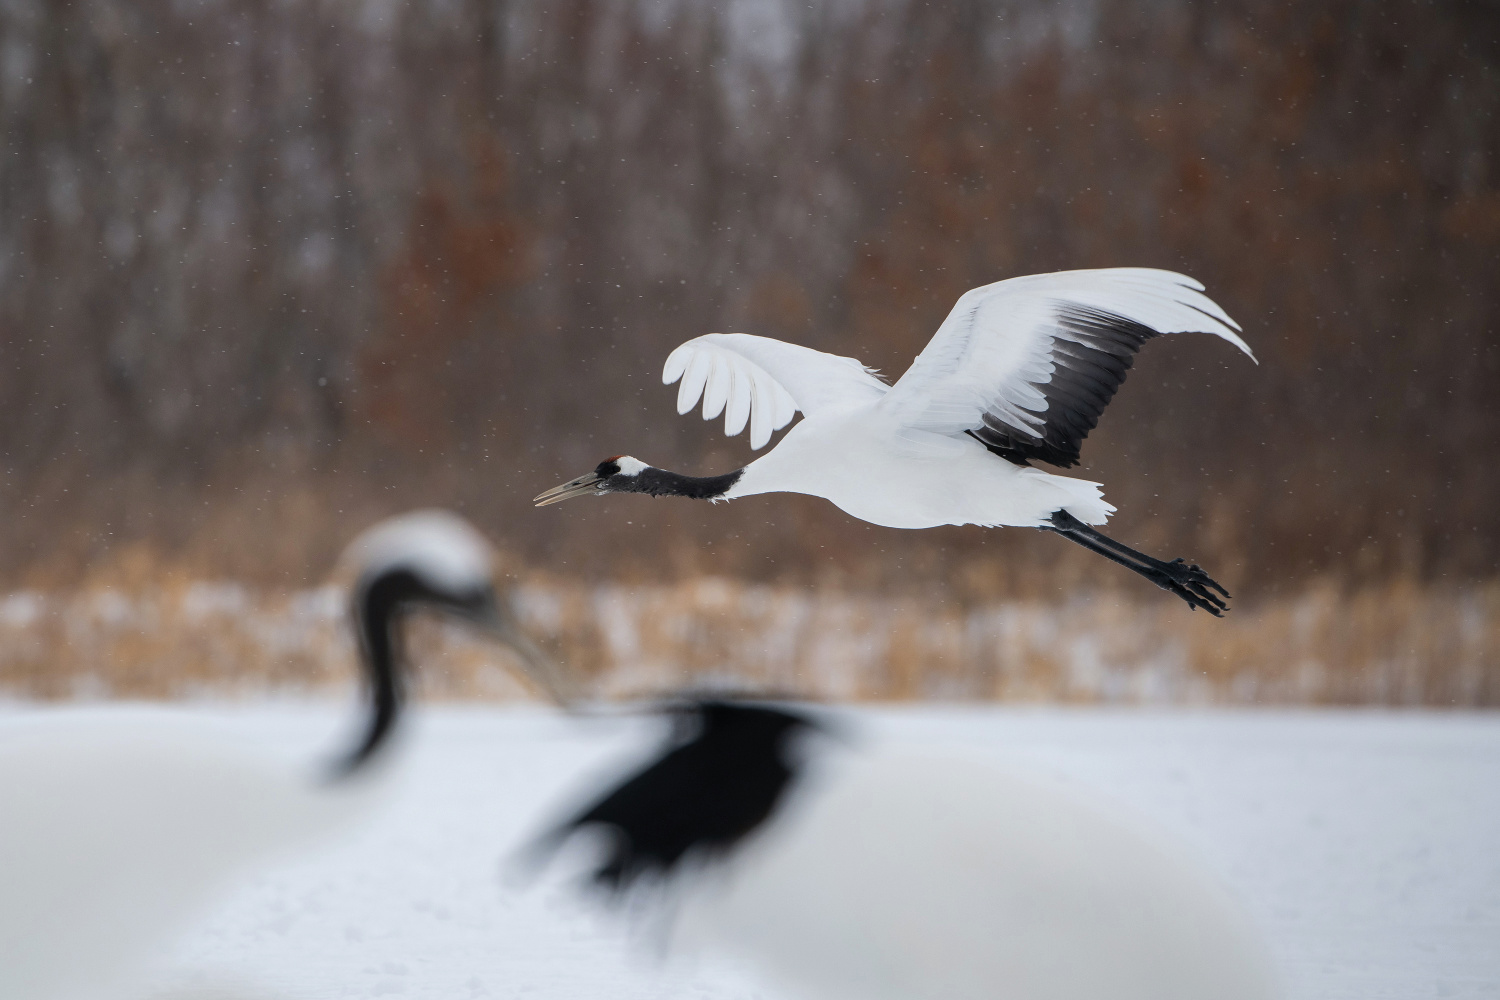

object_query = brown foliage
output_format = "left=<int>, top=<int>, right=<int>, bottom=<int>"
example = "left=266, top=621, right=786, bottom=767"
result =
left=0, top=0, right=1495, bottom=607
left=4, top=572, right=1495, bottom=706
left=362, top=156, right=530, bottom=450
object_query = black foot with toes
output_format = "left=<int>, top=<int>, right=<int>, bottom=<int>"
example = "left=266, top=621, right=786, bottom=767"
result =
left=1041, top=512, right=1234, bottom=617
left=1146, top=558, right=1230, bottom=616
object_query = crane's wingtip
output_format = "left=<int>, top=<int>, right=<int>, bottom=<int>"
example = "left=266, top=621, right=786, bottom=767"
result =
left=1218, top=329, right=1256, bottom=364
left=1167, top=269, right=1208, bottom=292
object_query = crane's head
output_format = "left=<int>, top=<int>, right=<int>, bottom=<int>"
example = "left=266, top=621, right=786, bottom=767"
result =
left=533, top=456, right=649, bottom=506
left=333, top=510, right=568, bottom=775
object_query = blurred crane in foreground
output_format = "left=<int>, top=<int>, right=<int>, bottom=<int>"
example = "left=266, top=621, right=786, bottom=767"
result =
left=0, top=510, right=560, bottom=1000
left=538, top=268, right=1254, bottom=614
left=535, top=698, right=1279, bottom=1000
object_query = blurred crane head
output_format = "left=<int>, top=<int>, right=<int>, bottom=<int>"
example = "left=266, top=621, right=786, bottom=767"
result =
left=335, top=509, right=570, bottom=774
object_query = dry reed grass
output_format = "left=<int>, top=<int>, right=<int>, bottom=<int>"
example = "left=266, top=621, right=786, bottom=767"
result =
left=1, top=566, right=1495, bottom=706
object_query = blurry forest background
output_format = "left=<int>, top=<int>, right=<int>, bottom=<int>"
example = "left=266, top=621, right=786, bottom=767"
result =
left=1, top=0, right=1497, bottom=703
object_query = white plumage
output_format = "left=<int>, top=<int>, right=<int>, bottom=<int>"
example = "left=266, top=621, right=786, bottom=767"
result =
left=663, top=332, right=883, bottom=449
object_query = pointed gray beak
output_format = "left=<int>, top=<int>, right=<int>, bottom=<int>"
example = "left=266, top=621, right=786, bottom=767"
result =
left=533, top=472, right=603, bottom=507
left=465, top=594, right=576, bottom=706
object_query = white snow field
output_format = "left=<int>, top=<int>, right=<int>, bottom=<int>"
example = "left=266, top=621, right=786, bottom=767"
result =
left=7, top=704, right=1495, bottom=1000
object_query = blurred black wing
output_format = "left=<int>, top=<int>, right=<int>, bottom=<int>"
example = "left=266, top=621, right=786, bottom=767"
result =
left=540, top=700, right=820, bottom=891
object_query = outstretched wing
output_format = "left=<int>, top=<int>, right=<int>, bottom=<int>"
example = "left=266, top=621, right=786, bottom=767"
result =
left=664, top=333, right=887, bottom=449
left=878, top=268, right=1253, bottom=468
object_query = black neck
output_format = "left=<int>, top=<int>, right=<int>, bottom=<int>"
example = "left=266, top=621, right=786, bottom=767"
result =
left=618, top=467, right=743, bottom=500
left=331, top=569, right=426, bottom=778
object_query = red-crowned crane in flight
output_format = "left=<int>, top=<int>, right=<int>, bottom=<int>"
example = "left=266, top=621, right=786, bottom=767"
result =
left=536, top=268, right=1254, bottom=614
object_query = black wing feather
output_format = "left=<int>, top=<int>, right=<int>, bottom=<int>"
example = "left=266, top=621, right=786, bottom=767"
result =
left=968, top=304, right=1160, bottom=468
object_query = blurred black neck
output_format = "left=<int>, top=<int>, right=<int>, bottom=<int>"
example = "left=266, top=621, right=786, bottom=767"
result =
left=331, top=569, right=431, bottom=778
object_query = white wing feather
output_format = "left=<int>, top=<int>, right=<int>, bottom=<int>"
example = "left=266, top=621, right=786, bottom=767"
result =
left=880, top=268, right=1253, bottom=437
left=663, top=333, right=887, bottom=449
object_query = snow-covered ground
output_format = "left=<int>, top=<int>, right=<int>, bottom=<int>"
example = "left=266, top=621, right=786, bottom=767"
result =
left=25, top=704, right=1497, bottom=1000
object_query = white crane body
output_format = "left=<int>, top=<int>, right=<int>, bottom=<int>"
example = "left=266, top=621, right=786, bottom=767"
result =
left=539, top=700, right=1279, bottom=1000
left=679, top=751, right=1276, bottom=1000
left=727, top=406, right=1113, bottom=528
left=0, top=511, right=557, bottom=1000
left=0, top=709, right=378, bottom=1000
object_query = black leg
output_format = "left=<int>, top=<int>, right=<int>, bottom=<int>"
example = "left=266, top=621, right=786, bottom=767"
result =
left=1040, top=511, right=1231, bottom=616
